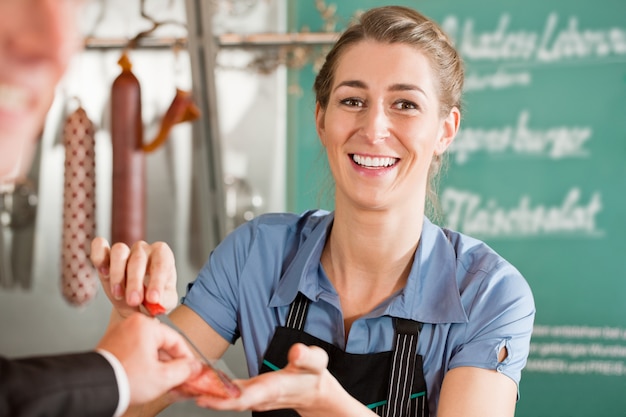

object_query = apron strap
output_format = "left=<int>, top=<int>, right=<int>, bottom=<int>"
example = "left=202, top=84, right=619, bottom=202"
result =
left=285, top=292, right=310, bottom=331
left=383, top=318, right=422, bottom=417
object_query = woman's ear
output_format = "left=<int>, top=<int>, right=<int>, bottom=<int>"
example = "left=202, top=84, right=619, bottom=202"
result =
left=315, top=102, right=326, bottom=147
left=435, top=107, right=460, bottom=155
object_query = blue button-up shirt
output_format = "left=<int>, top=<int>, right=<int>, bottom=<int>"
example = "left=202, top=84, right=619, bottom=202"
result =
left=183, top=210, right=535, bottom=414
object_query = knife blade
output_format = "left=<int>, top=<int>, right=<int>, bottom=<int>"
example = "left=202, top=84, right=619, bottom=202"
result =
left=153, top=313, right=213, bottom=364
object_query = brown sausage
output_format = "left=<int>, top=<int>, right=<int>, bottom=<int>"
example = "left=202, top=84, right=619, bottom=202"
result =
left=142, top=88, right=200, bottom=153
left=61, top=104, right=98, bottom=306
left=110, top=51, right=145, bottom=246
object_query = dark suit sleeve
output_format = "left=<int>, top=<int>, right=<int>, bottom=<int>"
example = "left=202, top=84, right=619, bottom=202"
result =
left=0, top=352, right=119, bottom=417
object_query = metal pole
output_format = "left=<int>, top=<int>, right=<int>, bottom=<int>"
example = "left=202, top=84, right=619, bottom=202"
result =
left=184, top=0, right=227, bottom=267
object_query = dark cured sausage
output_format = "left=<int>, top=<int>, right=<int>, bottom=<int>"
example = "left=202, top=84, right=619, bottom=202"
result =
left=61, top=104, right=98, bottom=306
left=110, top=52, right=145, bottom=246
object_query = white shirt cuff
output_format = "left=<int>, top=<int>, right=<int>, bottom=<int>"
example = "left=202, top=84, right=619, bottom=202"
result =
left=96, top=349, right=131, bottom=417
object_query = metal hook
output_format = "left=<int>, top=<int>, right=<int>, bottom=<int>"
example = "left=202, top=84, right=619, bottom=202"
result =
left=126, top=0, right=187, bottom=50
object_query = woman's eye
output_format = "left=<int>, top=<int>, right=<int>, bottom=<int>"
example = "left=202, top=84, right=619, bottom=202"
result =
left=340, top=98, right=364, bottom=107
left=394, top=100, right=418, bottom=110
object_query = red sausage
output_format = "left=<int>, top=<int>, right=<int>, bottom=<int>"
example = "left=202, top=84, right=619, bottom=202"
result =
left=110, top=52, right=145, bottom=246
left=61, top=105, right=98, bottom=306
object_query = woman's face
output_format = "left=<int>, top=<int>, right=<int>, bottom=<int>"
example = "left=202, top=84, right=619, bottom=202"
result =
left=316, top=40, right=459, bottom=212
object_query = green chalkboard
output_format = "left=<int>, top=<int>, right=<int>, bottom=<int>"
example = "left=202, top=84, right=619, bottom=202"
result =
left=287, top=1, right=626, bottom=416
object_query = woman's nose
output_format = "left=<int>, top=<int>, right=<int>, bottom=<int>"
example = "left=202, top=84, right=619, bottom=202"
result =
left=7, top=0, right=78, bottom=68
left=360, top=104, right=390, bottom=143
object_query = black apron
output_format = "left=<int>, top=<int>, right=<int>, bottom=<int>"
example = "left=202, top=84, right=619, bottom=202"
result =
left=254, top=293, right=429, bottom=417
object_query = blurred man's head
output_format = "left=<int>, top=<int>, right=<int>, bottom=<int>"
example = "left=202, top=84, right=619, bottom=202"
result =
left=0, top=0, right=82, bottom=182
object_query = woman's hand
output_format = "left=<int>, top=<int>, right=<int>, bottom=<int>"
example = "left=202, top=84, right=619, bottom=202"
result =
left=90, top=237, right=179, bottom=320
left=194, top=343, right=375, bottom=417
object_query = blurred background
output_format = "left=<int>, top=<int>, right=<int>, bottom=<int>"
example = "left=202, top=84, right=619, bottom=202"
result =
left=0, top=1, right=624, bottom=416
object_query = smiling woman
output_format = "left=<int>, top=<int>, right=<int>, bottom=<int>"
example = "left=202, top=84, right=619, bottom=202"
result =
left=314, top=40, right=458, bottom=215
left=92, top=5, right=535, bottom=417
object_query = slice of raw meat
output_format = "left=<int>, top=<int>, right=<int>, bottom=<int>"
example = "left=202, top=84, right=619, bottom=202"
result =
left=176, top=364, right=241, bottom=399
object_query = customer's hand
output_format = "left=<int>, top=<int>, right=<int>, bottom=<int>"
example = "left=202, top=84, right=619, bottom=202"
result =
left=96, top=312, right=202, bottom=405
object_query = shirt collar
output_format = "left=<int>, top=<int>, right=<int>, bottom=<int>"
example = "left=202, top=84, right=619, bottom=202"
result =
left=269, top=213, right=468, bottom=325
left=387, top=218, right=468, bottom=324
left=269, top=211, right=334, bottom=306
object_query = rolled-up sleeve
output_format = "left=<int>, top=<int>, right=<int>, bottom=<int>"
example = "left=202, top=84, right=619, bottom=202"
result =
left=448, top=261, right=536, bottom=386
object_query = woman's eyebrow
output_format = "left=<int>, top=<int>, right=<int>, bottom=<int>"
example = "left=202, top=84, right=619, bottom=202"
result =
left=390, top=83, right=427, bottom=97
left=333, top=80, right=426, bottom=97
left=333, top=80, right=367, bottom=92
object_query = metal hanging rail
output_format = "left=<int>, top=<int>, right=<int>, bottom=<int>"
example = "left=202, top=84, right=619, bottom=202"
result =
left=218, top=32, right=339, bottom=47
left=83, top=36, right=186, bottom=50
left=83, top=32, right=339, bottom=50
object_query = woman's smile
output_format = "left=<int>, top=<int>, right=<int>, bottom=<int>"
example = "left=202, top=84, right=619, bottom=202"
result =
left=350, top=154, right=399, bottom=169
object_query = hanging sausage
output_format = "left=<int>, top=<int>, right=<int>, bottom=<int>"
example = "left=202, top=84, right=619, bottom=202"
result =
left=61, top=103, right=98, bottom=306
left=142, top=88, right=200, bottom=153
left=110, top=51, right=145, bottom=246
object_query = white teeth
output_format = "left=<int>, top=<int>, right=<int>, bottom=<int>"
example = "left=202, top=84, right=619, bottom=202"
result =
left=0, top=84, right=29, bottom=112
left=352, top=154, right=398, bottom=168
